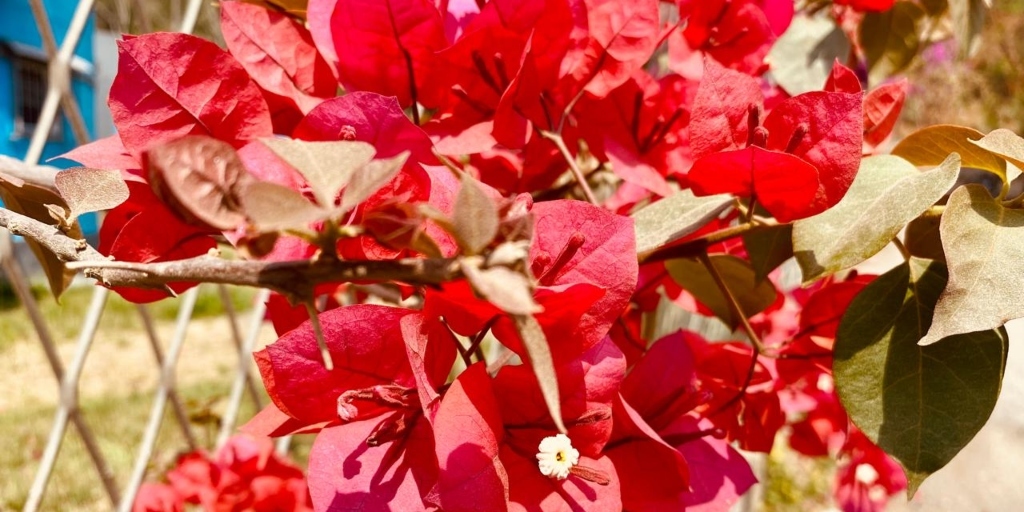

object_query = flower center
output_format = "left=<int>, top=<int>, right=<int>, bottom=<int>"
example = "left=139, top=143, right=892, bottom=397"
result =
left=536, top=433, right=580, bottom=480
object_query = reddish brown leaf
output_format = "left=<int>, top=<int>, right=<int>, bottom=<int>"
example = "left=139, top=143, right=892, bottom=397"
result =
left=145, top=136, right=254, bottom=231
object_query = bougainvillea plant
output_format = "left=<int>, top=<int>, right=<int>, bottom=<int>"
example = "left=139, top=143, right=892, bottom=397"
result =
left=2, top=0, right=1016, bottom=510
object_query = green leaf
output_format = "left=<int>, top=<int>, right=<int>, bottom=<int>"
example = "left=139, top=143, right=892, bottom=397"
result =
left=860, top=1, right=926, bottom=84
left=892, top=124, right=1010, bottom=186
left=664, top=254, right=777, bottom=329
left=767, top=13, right=851, bottom=96
left=904, top=214, right=945, bottom=262
left=834, top=258, right=1007, bottom=495
left=794, top=154, right=960, bottom=282
left=632, top=190, right=732, bottom=255
left=949, top=0, right=991, bottom=58
left=512, top=314, right=566, bottom=434
left=460, top=260, right=539, bottom=316
left=920, top=184, right=1024, bottom=345
left=743, top=224, right=793, bottom=283
left=261, top=138, right=376, bottom=207
left=452, top=174, right=499, bottom=255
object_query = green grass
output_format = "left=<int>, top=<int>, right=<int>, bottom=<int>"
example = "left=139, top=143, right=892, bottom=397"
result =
left=0, top=379, right=312, bottom=511
left=0, top=283, right=259, bottom=353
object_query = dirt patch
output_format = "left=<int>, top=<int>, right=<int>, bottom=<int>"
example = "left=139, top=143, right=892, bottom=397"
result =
left=0, top=312, right=277, bottom=413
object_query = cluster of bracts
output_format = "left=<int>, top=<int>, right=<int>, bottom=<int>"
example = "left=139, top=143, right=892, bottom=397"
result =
left=66, top=0, right=911, bottom=510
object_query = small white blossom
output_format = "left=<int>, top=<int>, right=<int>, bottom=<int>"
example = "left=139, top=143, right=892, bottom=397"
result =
left=536, top=433, right=580, bottom=480
left=855, top=463, right=880, bottom=485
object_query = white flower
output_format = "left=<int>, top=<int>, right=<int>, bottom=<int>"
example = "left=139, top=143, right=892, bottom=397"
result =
left=536, top=433, right=580, bottom=480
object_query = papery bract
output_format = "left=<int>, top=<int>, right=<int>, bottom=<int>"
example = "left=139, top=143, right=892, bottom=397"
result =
left=308, top=0, right=448, bottom=108
left=109, top=32, right=273, bottom=156
left=220, top=0, right=335, bottom=132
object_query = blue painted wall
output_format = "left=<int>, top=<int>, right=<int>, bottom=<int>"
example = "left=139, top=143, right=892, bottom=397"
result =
left=0, top=0, right=97, bottom=234
left=0, top=0, right=96, bottom=160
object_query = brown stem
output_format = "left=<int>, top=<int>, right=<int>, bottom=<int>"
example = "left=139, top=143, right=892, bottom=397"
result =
left=0, top=206, right=463, bottom=298
left=638, top=222, right=763, bottom=264
left=540, top=130, right=599, bottom=205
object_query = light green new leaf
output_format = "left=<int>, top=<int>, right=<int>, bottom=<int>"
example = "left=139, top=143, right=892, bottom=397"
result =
left=891, top=124, right=1011, bottom=185
left=920, top=184, right=1024, bottom=345
left=338, top=152, right=409, bottom=213
left=794, top=154, right=959, bottom=282
left=860, top=2, right=926, bottom=84
left=767, top=13, right=851, bottom=96
left=513, top=314, right=566, bottom=434
left=632, top=190, right=732, bottom=255
left=743, top=224, right=793, bottom=283
left=452, top=174, right=499, bottom=255
left=261, top=138, right=376, bottom=207
left=834, top=258, right=1007, bottom=496
left=665, top=255, right=777, bottom=329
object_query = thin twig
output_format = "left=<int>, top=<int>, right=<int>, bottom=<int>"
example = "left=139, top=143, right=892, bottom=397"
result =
left=639, top=222, right=763, bottom=264
left=698, top=252, right=766, bottom=353
left=892, top=237, right=911, bottom=262
left=540, top=130, right=599, bottom=205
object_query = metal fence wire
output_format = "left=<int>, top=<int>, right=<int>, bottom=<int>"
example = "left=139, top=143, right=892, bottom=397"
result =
left=7, top=0, right=274, bottom=510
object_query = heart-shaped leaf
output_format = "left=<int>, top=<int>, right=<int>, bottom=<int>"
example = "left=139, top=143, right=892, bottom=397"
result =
left=834, top=258, right=1007, bottom=495
left=794, top=153, right=960, bottom=282
left=920, top=184, right=1024, bottom=345
left=261, top=138, right=376, bottom=207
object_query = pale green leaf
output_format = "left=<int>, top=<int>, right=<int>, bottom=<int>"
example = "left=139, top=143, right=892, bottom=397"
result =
left=664, top=255, right=777, bottom=329
left=461, top=260, right=540, bottom=316
left=920, top=184, right=1024, bottom=345
left=834, top=258, right=1007, bottom=495
left=794, top=154, right=960, bottom=282
left=242, top=181, right=329, bottom=231
left=513, top=314, right=566, bottom=434
left=261, top=138, right=376, bottom=207
left=768, top=13, right=851, bottom=96
left=452, top=174, right=499, bottom=254
left=632, top=190, right=732, bottom=255
left=968, top=128, right=1024, bottom=184
left=860, top=2, right=926, bottom=84
left=339, top=152, right=409, bottom=213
